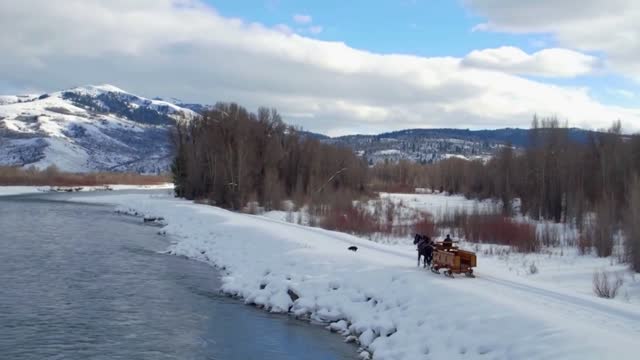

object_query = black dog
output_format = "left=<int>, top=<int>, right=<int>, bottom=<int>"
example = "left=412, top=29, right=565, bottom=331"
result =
left=348, top=246, right=358, bottom=252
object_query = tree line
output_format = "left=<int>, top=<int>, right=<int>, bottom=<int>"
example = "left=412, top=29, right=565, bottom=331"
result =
left=171, top=103, right=368, bottom=211
left=422, top=119, right=639, bottom=221
left=171, top=107, right=639, bottom=271
left=371, top=118, right=640, bottom=270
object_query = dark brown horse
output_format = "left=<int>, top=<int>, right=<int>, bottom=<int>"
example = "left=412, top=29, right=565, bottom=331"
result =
left=413, top=234, right=433, bottom=268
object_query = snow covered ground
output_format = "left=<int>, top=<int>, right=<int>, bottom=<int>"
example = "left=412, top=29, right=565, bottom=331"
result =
left=263, top=193, right=639, bottom=304
left=379, top=193, right=639, bottom=303
left=0, top=184, right=173, bottom=197
left=0, top=186, right=43, bottom=197
left=379, top=192, right=501, bottom=220
left=72, top=191, right=640, bottom=360
left=478, top=245, right=639, bottom=303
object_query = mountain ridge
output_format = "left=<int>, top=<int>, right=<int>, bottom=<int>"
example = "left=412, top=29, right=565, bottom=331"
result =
left=0, top=84, right=195, bottom=173
left=0, top=84, right=607, bottom=172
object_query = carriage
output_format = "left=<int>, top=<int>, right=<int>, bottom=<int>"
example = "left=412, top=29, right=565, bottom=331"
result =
left=414, top=234, right=477, bottom=277
left=430, top=241, right=476, bottom=278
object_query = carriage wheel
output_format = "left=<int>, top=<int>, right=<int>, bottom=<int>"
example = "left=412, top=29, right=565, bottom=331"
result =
left=445, top=270, right=454, bottom=278
left=465, top=270, right=475, bottom=278
left=431, top=266, right=440, bottom=274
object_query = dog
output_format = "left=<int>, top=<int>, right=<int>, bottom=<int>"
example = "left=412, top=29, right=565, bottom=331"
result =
left=348, top=246, right=358, bottom=252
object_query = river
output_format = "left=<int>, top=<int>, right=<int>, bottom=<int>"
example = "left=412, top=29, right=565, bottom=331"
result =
left=0, top=192, right=356, bottom=359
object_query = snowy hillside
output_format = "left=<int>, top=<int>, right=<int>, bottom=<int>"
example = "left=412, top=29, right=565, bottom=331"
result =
left=321, top=128, right=598, bottom=165
left=0, top=85, right=197, bottom=173
left=323, top=132, right=504, bottom=164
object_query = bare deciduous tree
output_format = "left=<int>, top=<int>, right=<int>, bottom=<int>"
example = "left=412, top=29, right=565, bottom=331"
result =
left=172, top=103, right=367, bottom=210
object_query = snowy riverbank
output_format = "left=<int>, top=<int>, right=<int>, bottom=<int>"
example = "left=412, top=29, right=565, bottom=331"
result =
left=0, top=184, right=173, bottom=197
left=71, top=191, right=640, bottom=360
left=0, top=186, right=43, bottom=197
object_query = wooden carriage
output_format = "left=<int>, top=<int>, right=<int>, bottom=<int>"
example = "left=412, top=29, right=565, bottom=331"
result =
left=431, top=242, right=476, bottom=277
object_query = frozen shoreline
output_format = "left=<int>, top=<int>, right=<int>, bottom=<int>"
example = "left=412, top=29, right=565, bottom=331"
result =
left=68, top=191, right=640, bottom=360
left=0, top=184, right=173, bottom=197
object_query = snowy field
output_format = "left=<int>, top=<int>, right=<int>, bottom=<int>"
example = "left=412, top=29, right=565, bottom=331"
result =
left=378, top=193, right=639, bottom=304
left=379, top=192, right=501, bottom=220
left=0, top=186, right=43, bottom=197
left=70, top=191, right=640, bottom=360
left=0, top=184, right=173, bottom=197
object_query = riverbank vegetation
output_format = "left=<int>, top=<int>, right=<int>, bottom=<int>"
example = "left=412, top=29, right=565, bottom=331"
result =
left=0, top=165, right=169, bottom=186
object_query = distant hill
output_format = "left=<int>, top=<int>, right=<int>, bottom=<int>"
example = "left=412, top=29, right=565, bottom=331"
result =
left=315, top=127, right=600, bottom=164
left=0, top=84, right=196, bottom=173
left=0, top=84, right=604, bottom=172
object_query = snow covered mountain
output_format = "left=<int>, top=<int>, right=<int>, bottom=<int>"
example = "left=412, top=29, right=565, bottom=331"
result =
left=321, top=130, right=507, bottom=165
left=0, top=84, right=600, bottom=172
left=327, top=134, right=498, bottom=164
left=320, top=128, right=597, bottom=165
left=0, top=85, right=197, bottom=173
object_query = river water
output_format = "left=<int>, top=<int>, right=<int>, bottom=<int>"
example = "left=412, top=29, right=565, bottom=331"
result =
left=0, top=193, right=356, bottom=360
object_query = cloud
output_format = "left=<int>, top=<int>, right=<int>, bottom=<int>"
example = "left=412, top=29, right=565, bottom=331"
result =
left=465, top=0, right=640, bottom=81
left=1, top=0, right=639, bottom=136
left=293, top=13, right=312, bottom=24
left=462, top=46, right=600, bottom=77
left=608, top=88, right=636, bottom=99
left=274, top=23, right=293, bottom=35
left=308, top=25, right=323, bottom=34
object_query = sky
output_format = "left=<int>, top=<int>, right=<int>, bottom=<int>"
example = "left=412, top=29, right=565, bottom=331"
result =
left=1, top=0, right=640, bottom=136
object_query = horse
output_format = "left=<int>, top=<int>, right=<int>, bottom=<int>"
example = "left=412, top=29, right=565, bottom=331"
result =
left=413, top=234, right=433, bottom=268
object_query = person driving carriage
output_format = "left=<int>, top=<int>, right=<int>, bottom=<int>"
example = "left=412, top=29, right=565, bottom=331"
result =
left=443, top=234, right=454, bottom=250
